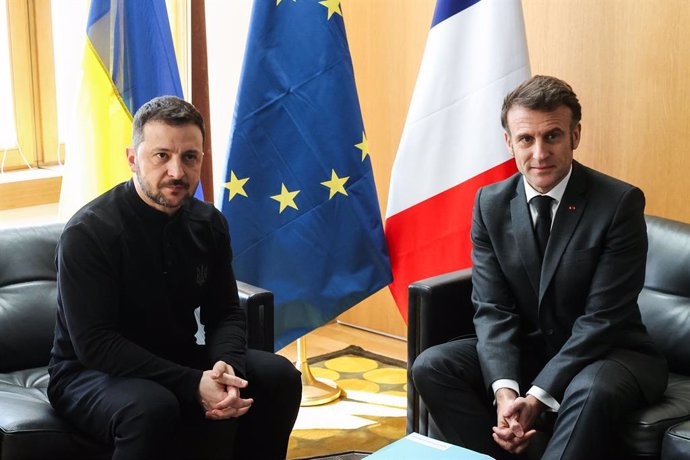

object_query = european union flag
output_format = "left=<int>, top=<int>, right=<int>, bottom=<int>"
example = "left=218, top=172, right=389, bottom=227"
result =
left=221, top=0, right=392, bottom=350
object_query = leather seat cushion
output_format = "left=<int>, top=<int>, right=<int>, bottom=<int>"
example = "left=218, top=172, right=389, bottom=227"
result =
left=662, top=420, right=690, bottom=460
left=0, top=367, right=110, bottom=460
left=617, top=373, right=690, bottom=456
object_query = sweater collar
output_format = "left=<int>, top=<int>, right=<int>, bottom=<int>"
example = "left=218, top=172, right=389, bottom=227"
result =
left=124, top=179, right=186, bottom=226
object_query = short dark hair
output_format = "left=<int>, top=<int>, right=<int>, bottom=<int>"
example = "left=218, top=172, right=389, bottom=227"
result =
left=501, top=75, right=581, bottom=133
left=131, top=95, right=205, bottom=149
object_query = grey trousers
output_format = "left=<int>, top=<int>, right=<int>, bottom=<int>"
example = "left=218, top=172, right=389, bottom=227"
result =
left=411, top=338, right=661, bottom=460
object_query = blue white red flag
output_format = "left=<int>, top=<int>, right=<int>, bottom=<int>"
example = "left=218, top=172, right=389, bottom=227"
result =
left=385, top=0, right=530, bottom=321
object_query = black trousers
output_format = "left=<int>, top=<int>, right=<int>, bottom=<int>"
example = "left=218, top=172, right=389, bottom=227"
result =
left=412, top=338, right=662, bottom=460
left=50, top=350, right=302, bottom=460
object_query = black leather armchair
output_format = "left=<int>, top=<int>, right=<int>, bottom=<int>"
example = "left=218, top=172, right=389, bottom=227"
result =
left=407, top=215, right=690, bottom=459
left=0, top=223, right=275, bottom=459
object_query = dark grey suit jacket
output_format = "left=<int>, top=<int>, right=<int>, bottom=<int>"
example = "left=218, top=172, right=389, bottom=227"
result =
left=470, top=161, right=666, bottom=403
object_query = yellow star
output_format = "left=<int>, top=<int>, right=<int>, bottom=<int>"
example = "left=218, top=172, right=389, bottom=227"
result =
left=321, top=169, right=349, bottom=199
left=271, top=183, right=300, bottom=213
left=319, top=0, right=342, bottom=20
left=355, top=132, right=370, bottom=161
left=224, top=171, right=249, bottom=201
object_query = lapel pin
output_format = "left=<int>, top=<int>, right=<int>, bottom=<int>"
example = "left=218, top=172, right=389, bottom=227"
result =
left=568, top=205, right=576, bottom=211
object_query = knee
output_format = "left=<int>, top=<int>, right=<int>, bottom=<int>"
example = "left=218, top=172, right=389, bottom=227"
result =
left=114, top=381, right=181, bottom=431
left=412, top=341, right=479, bottom=395
left=411, top=347, right=446, bottom=393
left=570, top=382, right=619, bottom=412
left=107, top=381, right=183, bottom=456
left=274, top=354, right=302, bottom=401
left=411, top=349, right=432, bottom=384
left=562, top=362, right=631, bottom=415
left=246, top=351, right=302, bottom=406
left=268, top=353, right=302, bottom=391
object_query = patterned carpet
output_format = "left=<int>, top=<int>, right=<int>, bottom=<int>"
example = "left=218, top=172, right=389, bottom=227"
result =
left=287, top=346, right=407, bottom=459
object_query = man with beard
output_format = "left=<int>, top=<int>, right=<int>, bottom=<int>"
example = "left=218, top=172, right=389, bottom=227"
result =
left=48, top=96, right=302, bottom=460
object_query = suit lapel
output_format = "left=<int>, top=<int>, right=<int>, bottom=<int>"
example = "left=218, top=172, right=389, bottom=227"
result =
left=511, top=182, right=542, bottom=296
left=539, top=162, right=588, bottom=301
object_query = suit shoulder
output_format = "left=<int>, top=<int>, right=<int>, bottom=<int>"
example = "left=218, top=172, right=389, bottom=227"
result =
left=578, top=163, right=643, bottom=196
left=476, top=170, right=522, bottom=203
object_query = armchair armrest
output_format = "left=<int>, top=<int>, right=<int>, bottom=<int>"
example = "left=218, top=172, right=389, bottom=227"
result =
left=194, top=281, right=274, bottom=353
left=407, top=268, right=475, bottom=435
left=237, top=280, right=274, bottom=352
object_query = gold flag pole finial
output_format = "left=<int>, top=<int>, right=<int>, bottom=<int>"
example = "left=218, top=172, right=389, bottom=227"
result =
left=296, top=336, right=341, bottom=406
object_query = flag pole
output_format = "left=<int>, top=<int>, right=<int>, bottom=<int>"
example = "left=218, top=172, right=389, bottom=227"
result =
left=296, top=337, right=341, bottom=406
left=191, top=0, right=214, bottom=203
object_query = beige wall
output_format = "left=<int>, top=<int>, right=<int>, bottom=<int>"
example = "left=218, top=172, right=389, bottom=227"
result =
left=522, top=0, right=690, bottom=224
left=339, top=0, right=690, bottom=337
left=338, top=0, right=435, bottom=337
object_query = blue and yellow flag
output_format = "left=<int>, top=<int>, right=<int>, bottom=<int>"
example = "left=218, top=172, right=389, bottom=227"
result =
left=59, top=0, right=196, bottom=220
left=221, top=0, right=392, bottom=350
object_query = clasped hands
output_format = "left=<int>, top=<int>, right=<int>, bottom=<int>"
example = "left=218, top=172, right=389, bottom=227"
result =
left=493, top=388, right=545, bottom=454
left=198, top=360, right=253, bottom=420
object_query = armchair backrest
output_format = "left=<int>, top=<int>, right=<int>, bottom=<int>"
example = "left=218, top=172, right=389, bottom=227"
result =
left=0, top=223, right=275, bottom=371
left=638, top=215, right=690, bottom=376
left=0, top=224, right=63, bottom=373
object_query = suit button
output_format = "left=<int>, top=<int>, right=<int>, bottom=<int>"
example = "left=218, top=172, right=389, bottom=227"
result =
left=544, top=328, right=554, bottom=336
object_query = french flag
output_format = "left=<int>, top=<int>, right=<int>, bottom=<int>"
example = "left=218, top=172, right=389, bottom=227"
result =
left=385, top=0, right=530, bottom=321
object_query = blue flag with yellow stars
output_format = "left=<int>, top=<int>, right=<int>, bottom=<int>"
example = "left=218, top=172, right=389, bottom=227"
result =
left=221, top=0, right=392, bottom=351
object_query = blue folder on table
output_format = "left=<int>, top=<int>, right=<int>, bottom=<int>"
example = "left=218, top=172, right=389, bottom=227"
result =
left=367, top=432, right=494, bottom=459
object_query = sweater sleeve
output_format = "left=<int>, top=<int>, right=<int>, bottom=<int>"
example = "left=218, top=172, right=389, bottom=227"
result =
left=56, top=223, right=203, bottom=406
left=199, top=213, right=247, bottom=377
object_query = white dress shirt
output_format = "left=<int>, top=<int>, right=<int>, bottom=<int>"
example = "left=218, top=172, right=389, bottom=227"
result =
left=491, top=165, right=573, bottom=412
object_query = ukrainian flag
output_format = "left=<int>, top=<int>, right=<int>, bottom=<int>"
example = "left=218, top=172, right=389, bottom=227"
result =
left=58, top=0, right=186, bottom=220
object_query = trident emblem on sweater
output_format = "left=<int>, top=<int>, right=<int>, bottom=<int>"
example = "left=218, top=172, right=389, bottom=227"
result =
left=196, top=265, right=208, bottom=286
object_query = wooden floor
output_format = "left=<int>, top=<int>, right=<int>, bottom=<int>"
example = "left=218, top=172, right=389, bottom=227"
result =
left=276, top=321, right=407, bottom=364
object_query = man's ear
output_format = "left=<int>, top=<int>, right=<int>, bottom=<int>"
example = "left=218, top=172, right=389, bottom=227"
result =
left=571, top=123, right=582, bottom=150
left=504, top=131, right=514, bottom=156
left=127, top=147, right=136, bottom=173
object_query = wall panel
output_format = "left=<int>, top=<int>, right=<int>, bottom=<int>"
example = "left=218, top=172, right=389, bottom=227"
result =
left=341, top=0, right=690, bottom=337
left=337, top=0, right=435, bottom=337
left=522, top=0, right=690, bottom=223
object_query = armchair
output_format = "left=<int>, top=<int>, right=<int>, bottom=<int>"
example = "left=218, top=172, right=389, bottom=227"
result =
left=0, top=223, right=275, bottom=459
left=407, top=215, right=690, bottom=459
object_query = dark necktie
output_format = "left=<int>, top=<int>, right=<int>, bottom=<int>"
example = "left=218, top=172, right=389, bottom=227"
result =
left=531, top=195, right=553, bottom=259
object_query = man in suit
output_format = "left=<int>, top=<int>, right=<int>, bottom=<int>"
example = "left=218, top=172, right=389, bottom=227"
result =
left=411, top=75, right=668, bottom=459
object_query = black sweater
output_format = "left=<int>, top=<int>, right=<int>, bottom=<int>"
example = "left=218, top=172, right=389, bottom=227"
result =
left=48, top=180, right=246, bottom=407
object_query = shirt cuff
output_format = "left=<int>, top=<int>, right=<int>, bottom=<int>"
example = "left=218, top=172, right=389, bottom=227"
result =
left=492, top=379, right=520, bottom=397
left=527, top=385, right=560, bottom=412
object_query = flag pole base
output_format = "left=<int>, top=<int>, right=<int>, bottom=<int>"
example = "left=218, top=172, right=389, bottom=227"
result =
left=296, top=337, right=342, bottom=406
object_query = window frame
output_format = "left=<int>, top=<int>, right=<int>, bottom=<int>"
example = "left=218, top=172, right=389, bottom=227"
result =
left=4, top=0, right=58, bottom=172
